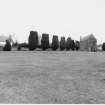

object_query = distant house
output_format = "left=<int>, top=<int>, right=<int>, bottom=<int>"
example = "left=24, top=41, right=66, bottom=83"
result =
left=0, top=35, right=13, bottom=50
left=80, top=34, right=97, bottom=52
left=0, top=35, right=8, bottom=47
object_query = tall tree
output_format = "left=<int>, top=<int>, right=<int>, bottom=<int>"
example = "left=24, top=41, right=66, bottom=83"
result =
left=102, top=42, right=105, bottom=51
left=28, top=31, right=38, bottom=51
left=41, top=33, right=49, bottom=50
left=75, top=41, right=80, bottom=51
left=66, top=37, right=72, bottom=50
left=70, top=40, right=75, bottom=51
left=51, top=35, right=59, bottom=50
left=60, top=37, right=66, bottom=51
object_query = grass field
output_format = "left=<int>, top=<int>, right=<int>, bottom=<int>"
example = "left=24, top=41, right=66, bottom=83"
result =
left=0, top=51, right=105, bottom=103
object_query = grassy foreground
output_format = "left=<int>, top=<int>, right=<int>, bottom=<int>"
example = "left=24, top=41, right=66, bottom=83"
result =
left=0, top=51, right=105, bottom=103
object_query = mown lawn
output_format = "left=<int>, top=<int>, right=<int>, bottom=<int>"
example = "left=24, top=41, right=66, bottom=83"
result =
left=0, top=51, right=105, bottom=103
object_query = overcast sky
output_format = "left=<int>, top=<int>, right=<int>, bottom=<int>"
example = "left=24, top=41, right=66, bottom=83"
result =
left=0, top=0, right=105, bottom=44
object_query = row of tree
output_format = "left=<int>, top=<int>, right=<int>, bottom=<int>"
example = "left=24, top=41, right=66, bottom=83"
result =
left=28, top=31, right=80, bottom=51
left=3, top=30, right=105, bottom=51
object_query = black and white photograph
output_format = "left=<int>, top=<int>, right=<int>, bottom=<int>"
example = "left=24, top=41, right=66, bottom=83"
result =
left=0, top=0, right=105, bottom=104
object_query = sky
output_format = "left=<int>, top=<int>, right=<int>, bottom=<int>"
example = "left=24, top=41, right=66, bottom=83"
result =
left=0, top=0, right=105, bottom=44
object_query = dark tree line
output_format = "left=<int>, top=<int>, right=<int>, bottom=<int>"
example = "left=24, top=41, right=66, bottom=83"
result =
left=27, top=31, right=80, bottom=51
left=3, top=30, right=80, bottom=51
left=4, top=30, right=105, bottom=52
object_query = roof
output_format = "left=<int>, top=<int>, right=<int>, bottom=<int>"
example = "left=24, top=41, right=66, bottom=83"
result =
left=81, top=34, right=97, bottom=42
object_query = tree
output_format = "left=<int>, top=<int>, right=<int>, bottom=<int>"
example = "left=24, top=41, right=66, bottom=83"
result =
left=102, top=42, right=105, bottom=51
left=17, top=45, right=21, bottom=51
left=66, top=37, right=72, bottom=50
left=3, top=40, right=12, bottom=51
left=41, top=33, right=49, bottom=50
left=75, top=41, right=80, bottom=51
left=51, top=35, right=59, bottom=50
left=28, top=31, right=38, bottom=51
left=60, top=37, right=66, bottom=51
left=70, top=40, right=75, bottom=51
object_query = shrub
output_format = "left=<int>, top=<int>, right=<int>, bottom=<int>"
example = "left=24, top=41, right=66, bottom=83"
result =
left=12, top=41, right=18, bottom=47
left=51, top=35, right=59, bottom=50
left=28, top=31, right=38, bottom=51
left=102, top=43, right=105, bottom=51
left=17, top=43, right=28, bottom=51
left=3, top=40, right=12, bottom=51
left=60, top=37, right=66, bottom=51
left=75, top=41, right=80, bottom=51
left=20, top=43, right=29, bottom=48
left=66, top=37, right=72, bottom=50
left=41, top=33, right=49, bottom=50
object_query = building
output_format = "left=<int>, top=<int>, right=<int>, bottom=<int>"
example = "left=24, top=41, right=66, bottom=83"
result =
left=80, top=34, right=97, bottom=52
left=0, top=35, right=14, bottom=50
